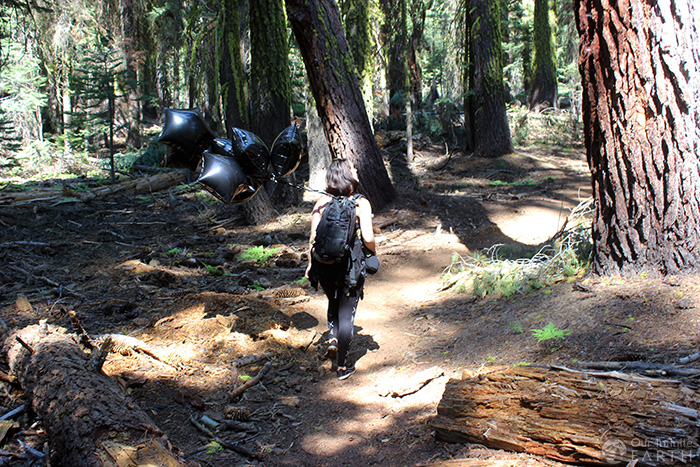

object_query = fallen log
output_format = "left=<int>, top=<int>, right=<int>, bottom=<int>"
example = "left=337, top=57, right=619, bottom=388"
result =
left=429, top=365, right=700, bottom=466
left=0, top=171, right=188, bottom=206
left=4, top=324, right=188, bottom=467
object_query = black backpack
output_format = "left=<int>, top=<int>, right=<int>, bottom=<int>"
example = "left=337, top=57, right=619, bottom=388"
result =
left=313, top=195, right=360, bottom=264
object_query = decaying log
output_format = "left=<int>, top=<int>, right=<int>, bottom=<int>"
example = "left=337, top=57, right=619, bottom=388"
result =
left=0, top=171, right=188, bottom=206
left=430, top=365, right=700, bottom=466
left=4, top=324, right=187, bottom=467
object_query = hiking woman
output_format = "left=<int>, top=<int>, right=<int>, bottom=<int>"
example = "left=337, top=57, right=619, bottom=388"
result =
left=305, top=158, right=376, bottom=380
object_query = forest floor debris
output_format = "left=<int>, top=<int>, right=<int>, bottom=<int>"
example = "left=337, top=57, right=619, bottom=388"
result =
left=1, top=141, right=699, bottom=466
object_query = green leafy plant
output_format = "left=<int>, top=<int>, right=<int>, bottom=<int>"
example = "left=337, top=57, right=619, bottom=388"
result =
left=202, top=263, right=225, bottom=276
left=531, top=322, right=571, bottom=343
left=195, top=191, right=218, bottom=205
left=205, top=441, right=223, bottom=454
left=239, top=246, right=282, bottom=264
left=442, top=198, right=593, bottom=297
left=166, top=247, right=182, bottom=256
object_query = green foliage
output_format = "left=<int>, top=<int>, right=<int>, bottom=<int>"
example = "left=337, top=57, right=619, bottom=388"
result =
left=531, top=322, right=571, bottom=342
left=239, top=246, right=282, bottom=265
left=0, top=10, right=47, bottom=164
left=443, top=198, right=592, bottom=297
left=205, top=441, right=223, bottom=454
left=202, top=263, right=225, bottom=276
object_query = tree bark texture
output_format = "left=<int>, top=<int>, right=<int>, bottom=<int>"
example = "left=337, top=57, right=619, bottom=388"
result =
left=250, top=0, right=300, bottom=206
left=465, top=0, right=513, bottom=158
left=530, top=0, right=558, bottom=110
left=4, top=324, right=185, bottom=467
left=286, top=0, right=396, bottom=211
left=219, top=0, right=249, bottom=134
left=380, top=0, right=408, bottom=119
left=243, top=185, right=276, bottom=225
left=306, top=91, right=333, bottom=191
left=575, top=0, right=700, bottom=276
left=250, top=0, right=291, bottom=146
left=430, top=366, right=700, bottom=465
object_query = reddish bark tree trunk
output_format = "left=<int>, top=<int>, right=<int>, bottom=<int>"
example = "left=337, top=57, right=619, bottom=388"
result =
left=286, top=0, right=396, bottom=211
left=576, top=0, right=700, bottom=275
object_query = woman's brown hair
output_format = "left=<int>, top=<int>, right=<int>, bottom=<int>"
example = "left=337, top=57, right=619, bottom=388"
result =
left=325, top=158, right=359, bottom=197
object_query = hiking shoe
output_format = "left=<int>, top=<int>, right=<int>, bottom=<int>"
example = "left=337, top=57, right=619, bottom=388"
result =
left=323, top=344, right=338, bottom=361
left=337, top=365, right=356, bottom=380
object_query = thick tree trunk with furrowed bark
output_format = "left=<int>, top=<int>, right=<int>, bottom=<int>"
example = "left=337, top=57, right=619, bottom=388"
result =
left=575, top=0, right=700, bottom=276
left=286, top=0, right=395, bottom=211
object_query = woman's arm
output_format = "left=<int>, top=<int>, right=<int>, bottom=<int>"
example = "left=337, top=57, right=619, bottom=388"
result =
left=305, top=195, right=330, bottom=277
left=357, top=197, right=376, bottom=254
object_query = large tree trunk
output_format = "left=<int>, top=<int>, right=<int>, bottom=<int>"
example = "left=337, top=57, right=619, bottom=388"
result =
left=220, top=0, right=249, bottom=133
left=250, top=0, right=300, bottom=206
left=430, top=366, right=700, bottom=465
left=529, top=0, right=557, bottom=111
left=286, top=0, right=396, bottom=211
left=250, top=0, right=290, bottom=146
left=340, top=0, right=373, bottom=125
left=306, top=90, right=333, bottom=192
left=5, top=325, right=186, bottom=467
left=380, top=0, right=408, bottom=126
left=575, top=0, right=700, bottom=276
left=464, top=0, right=513, bottom=158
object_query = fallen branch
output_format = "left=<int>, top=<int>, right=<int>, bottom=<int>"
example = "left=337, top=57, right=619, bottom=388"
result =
left=9, top=266, right=85, bottom=299
left=380, top=366, right=445, bottom=398
left=95, top=333, right=178, bottom=368
left=0, top=405, right=24, bottom=421
left=678, top=351, right=700, bottom=365
left=229, top=361, right=272, bottom=400
left=576, top=360, right=700, bottom=378
left=89, top=336, right=112, bottom=373
left=69, top=310, right=95, bottom=351
left=235, top=353, right=273, bottom=368
left=189, top=416, right=261, bottom=460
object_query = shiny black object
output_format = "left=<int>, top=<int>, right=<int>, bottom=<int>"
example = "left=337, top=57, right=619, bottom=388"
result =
left=270, top=124, right=302, bottom=177
left=196, top=150, right=259, bottom=203
left=231, top=128, right=270, bottom=178
left=158, top=108, right=215, bottom=170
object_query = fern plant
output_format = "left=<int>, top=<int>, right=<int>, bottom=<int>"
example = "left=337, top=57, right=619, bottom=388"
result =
left=239, top=246, right=281, bottom=264
left=531, top=322, right=571, bottom=342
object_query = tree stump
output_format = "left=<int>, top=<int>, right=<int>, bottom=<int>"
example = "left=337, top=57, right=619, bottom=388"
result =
left=4, top=324, right=186, bottom=467
left=429, top=365, right=700, bottom=466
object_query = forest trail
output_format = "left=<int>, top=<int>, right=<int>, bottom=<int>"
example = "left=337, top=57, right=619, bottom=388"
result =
left=262, top=163, right=588, bottom=466
left=6, top=145, right=699, bottom=467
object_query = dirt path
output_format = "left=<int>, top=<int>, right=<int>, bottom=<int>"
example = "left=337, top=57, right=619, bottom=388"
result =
left=3, top=145, right=699, bottom=466
left=260, top=148, right=590, bottom=466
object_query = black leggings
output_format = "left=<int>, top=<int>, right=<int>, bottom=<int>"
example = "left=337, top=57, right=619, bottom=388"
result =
left=319, top=276, right=360, bottom=368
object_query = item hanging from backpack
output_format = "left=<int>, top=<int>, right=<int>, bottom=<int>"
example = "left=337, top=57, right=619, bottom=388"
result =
left=312, top=195, right=360, bottom=264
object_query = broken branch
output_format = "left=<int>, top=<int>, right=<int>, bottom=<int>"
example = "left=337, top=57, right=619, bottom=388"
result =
left=229, top=361, right=272, bottom=400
